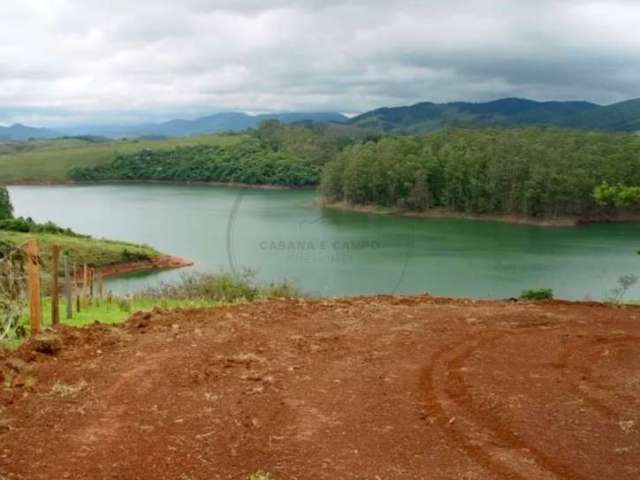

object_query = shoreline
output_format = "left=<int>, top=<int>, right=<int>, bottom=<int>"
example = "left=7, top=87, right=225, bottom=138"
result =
left=6, top=179, right=316, bottom=191
left=318, top=200, right=640, bottom=227
left=81, top=255, right=194, bottom=280
left=7, top=180, right=640, bottom=226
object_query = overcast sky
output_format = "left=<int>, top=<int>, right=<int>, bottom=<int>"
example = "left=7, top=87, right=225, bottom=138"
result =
left=1, top=0, right=639, bottom=126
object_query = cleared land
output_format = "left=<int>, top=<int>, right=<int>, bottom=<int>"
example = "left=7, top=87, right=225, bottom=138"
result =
left=1, top=296, right=639, bottom=479
left=0, top=134, right=243, bottom=183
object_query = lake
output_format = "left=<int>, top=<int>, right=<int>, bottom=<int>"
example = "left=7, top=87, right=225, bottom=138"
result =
left=8, top=184, right=640, bottom=300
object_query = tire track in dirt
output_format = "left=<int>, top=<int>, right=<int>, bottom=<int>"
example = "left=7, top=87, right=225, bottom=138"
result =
left=423, top=331, right=592, bottom=480
left=4, top=297, right=640, bottom=479
left=558, top=335, right=640, bottom=418
left=58, top=350, right=179, bottom=477
left=423, top=334, right=537, bottom=480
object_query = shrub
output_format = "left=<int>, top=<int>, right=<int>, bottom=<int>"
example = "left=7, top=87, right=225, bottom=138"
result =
left=0, top=186, right=13, bottom=220
left=141, top=271, right=300, bottom=303
left=519, top=288, right=554, bottom=301
left=122, top=248, right=151, bottom=262
left=607, top=274, right=638, bottom=304
left=0, top=216, right=86, bottom=237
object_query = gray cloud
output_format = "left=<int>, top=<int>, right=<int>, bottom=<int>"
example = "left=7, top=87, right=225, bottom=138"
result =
left=0, top=0, right=639, bottom=126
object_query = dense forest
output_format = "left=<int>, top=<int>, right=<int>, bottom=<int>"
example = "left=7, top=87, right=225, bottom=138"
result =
left=69, top=122, right=344, bottom=187
left=68, top=121, right=640, bottom=219
left=320, top=128, right=640, bottom=219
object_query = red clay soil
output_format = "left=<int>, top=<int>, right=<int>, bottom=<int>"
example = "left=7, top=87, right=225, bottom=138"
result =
left=1, top=296, right=639, bottom=480
left=93, top=255, right=193, bottom=279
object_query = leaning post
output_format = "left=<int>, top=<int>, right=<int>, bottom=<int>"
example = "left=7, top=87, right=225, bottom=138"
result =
left=24, top=240, right=42, bottom=336
left=51, top=243, right=61, bottom=326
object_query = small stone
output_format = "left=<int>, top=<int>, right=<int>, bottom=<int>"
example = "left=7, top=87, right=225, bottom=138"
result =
left=619, top=420, right=635, bottom=434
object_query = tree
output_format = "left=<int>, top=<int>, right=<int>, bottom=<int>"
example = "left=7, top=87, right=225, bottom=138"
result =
left=320, top=127, right=640, bottom=219
left=406, top=169, right=432, bottom=211
left=0, top=187, right=13, bottom=220
left=594, top=183, right=640, bottom=209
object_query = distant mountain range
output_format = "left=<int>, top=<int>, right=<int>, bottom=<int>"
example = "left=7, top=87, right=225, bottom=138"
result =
left=0, top=112, right=348, bottom=141
left=2, top=97, right=640, bottom=141
left=57, top=112, right=349, bottom=139
left=348, top=97, right=640, bottom=133
left=0, top=123, right=58, bottom=141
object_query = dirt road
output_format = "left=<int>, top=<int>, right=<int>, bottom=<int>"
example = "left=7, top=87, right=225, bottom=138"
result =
left=1, top=296, right=639, bottom=479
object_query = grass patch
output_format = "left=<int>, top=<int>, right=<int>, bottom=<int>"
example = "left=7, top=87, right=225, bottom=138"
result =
left=1, top=296, right=227, bottom=349
left=0, top=134, right=245, bottom=183
left=142, top=271, right=299, bottom=302
left=0, top=230, right=159, bottom=272
left=2, top=271, right=300, bottom=349
left=519, top=288, right=555, bottom=301
left=249, top=473, right=275, bottom=480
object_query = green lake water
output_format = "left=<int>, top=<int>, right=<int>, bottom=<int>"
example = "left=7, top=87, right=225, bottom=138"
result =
left=8, top=185, right=640, bottom=300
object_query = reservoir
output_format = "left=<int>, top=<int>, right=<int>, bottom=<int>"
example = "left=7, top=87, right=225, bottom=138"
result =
left=8, top=184, right=640, bottom=300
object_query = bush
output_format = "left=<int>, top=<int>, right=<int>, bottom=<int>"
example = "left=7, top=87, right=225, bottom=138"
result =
left=607, top=274, right=638, bottom=303
left=140, top=271, right=299, bottom=303
left=0, top=216, right=86, bottom=237
left=519, top=288, right=554, bottom=301
left=0, top=217, right=30, bottom=232
left=122, top=248, right=151, bottom=262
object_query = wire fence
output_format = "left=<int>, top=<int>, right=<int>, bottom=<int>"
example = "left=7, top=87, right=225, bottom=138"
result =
left=0, top=242, right=28, bottom=340
left=0, top=240, right=106, bottom=341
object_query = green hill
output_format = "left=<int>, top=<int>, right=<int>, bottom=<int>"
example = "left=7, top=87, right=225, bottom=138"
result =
left=563, top=98, right=640, bottom=132
left=348, top=97, right=640, bottom=133
left=0, top=134, right=244, bottom=183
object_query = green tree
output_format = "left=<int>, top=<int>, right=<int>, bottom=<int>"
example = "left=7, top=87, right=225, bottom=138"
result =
left=0, top=186, right=13, bottom=220
left=594, top=183, right=640, bottom=209
left=321, top=127, right=640, bottom=219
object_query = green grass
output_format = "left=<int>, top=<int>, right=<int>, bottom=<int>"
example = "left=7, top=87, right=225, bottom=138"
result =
left=2, top=296, right=229, bottom=349
left=0, top=134, right=245, bottom=183
left=0, top=230, right=159, bottom=271
left=1, top=271, right=300, bottom=349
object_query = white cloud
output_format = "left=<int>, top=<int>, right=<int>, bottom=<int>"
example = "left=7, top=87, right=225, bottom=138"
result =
left=0, top=0, right=638, bottom=126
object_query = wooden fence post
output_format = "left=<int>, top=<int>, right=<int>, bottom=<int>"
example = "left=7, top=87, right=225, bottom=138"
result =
left=64, top=255, right=73, bottom=320
left=98, top=272, right=104, bottom=298
left=73, top=263, right=81, bottom=313
left=51, top=243, right=60, bottom=326
left=24, top=240, right=42, bottom=336
left=82, top=264, right=88, bottom=305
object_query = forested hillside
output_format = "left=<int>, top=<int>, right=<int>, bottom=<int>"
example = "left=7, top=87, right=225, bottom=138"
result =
left=321, top=128, right=640, bottom=219
left=69, top=122, right=346, bottom=186
left=0, top=134, right=242, bottom=183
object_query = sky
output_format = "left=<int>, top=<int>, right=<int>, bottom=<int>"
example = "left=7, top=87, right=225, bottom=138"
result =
left=1, top=0, right=640, bottom=126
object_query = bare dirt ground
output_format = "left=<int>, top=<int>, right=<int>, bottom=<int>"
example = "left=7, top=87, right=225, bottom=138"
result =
left=1, top=296, right=639, bottom=480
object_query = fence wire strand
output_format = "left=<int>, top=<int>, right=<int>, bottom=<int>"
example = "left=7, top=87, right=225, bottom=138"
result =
left=0, top=243, right=28, bottom=340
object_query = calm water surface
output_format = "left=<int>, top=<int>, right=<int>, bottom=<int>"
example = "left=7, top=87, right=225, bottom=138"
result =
left=8, top=185, right=640, bottom=299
